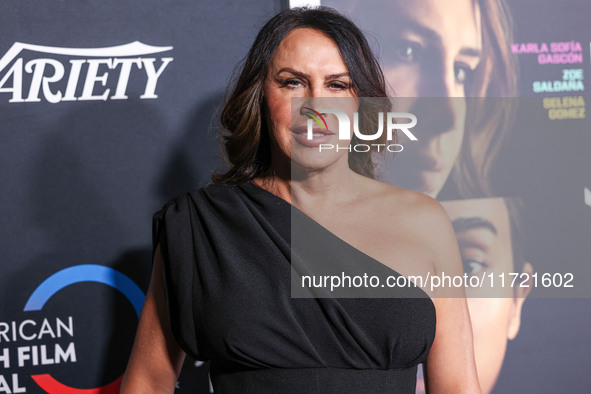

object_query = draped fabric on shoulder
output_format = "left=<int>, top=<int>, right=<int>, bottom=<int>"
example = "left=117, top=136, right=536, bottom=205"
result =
left=152, top=183, right=292, bottom=361
left=153, top=194, right=202, bottom=359
left=152, top=182, right=436, bottom=393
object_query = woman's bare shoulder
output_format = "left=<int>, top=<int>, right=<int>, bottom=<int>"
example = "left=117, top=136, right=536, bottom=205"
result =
left=359, top=177, right=456, bottom=253
left=359, top=176, right=447, bottom=220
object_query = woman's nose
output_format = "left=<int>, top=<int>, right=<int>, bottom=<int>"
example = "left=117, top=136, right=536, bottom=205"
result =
left=407, top=94, right=463, bottom=139
left=299, top=96, right=328, bottom=115
left=411, top=63, right=464, bottom=137
left=421, top=62, right=464, bottom=98
left=307, top=84, right=324, bottom=98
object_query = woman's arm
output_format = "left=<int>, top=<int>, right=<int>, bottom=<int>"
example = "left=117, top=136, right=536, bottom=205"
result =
left=420, top=201, right=481, bottom=393
left=425, top=297, right=481, bottom=393
left=120, top=244, right=186, bottom=393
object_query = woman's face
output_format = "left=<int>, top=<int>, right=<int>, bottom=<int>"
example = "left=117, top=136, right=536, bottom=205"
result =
left=441, top=198, right=531, bottom=394
left=262, top=28, right=357, bottom=174
left=380, top=0, right=482, bottom=196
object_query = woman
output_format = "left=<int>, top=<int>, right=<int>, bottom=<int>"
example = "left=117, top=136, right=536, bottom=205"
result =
left=441, top=197, right=533, bottom=394
left=121, top=7, right=480, bottom=393
left=328, top=0, right=517, bottom=198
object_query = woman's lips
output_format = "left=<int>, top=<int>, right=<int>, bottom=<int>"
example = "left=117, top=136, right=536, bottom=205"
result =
left=291, top=125, right=335, bottom=147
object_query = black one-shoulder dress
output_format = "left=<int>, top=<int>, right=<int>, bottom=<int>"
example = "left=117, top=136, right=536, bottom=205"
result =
left=153, top=182, right=436, bottom=393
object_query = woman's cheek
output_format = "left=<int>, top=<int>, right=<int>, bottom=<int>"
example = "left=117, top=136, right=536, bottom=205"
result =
left=384, top=65, right=420, bottom=97
left=266, top=95, right=294, bottom=151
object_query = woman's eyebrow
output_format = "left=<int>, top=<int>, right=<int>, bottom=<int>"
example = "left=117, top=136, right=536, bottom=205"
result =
left=397, top=19, right=482, bottom=59
left=398, top=19, right=440, bottom=42
left=452, top=216, right=498, bottom=235
left=459, top=47, right=482, bottom=59
left=276, top=68, right=350, bottom=80
left=277, top=67, right=308, bottom=78
left=325, top=72, right=351, bottom=79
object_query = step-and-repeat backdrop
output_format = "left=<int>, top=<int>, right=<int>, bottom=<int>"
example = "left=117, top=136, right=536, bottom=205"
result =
left=1, top=1, right=589, bottom=393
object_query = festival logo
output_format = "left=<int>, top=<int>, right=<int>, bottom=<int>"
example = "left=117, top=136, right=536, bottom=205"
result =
left=0, top=264, right=144, bottom=393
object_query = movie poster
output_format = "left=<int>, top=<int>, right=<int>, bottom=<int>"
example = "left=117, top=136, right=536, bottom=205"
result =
left=322, top=0, right=591, bottom=392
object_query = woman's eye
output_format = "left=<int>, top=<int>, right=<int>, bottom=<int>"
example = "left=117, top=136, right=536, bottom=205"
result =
left=462, top=258, right=487, bottom=275
left=328, top=82, right=350, bottom=90
left=394, top=41, right=421, bottom=62
left=282, top=79, right=302, bottom=88
left=454, top=64, right=474, bottom=84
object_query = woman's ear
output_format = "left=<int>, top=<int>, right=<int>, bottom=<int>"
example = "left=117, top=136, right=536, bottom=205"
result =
left=507, top=262, right=534, bottom=340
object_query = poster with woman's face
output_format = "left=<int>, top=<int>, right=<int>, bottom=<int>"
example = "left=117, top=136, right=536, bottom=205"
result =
left=322, top=0, right=591, bottom=392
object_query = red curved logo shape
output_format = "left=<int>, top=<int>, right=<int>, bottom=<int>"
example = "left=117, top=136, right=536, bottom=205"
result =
left=31, top=374, right=122, bottom=394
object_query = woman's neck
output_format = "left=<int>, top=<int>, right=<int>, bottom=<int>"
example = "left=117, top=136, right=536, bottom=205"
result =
left=253, top=157, right=363, bottom=211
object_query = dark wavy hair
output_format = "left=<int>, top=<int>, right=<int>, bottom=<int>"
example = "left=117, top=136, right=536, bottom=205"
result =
left=212, top=6, right=388, bottom=184
left=456, top=0, right=519, bottom=197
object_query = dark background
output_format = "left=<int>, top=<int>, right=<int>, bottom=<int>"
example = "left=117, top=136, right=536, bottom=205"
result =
left=0, top=1, right=279, bottom=392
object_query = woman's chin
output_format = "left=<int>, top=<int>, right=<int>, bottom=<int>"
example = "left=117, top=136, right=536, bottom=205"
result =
left=415, top=170, right=449, bottom=197
left=290, top=144, right=349, bottom=172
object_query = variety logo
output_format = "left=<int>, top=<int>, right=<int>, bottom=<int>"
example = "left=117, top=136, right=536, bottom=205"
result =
left=0, top=41, right=173, bottom=103
left=0, top=264, right=144, bottom=393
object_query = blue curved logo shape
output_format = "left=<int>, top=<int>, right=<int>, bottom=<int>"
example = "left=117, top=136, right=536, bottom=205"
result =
left=24, top=264, right=145, bottom=317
